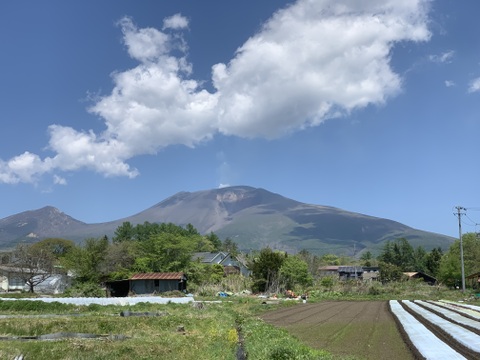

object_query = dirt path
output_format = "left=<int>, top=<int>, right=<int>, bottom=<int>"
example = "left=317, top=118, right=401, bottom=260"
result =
left=261, top=301, right=415, bottom=360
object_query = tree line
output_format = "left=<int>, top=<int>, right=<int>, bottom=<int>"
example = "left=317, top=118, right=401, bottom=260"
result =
left=3, top=222, right=479, bottom=294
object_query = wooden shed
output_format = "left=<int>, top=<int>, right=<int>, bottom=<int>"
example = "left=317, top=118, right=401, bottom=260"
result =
left=106, top=272, right=187, bottom=297
left=403, top=271, right=437, bottom=285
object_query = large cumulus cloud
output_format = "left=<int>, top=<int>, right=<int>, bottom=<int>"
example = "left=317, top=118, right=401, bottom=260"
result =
left=0, top=0, right=431, bottom=184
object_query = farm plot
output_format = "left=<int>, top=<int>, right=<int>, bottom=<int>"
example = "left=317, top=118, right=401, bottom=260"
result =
left=262, top=300, right=480, bottom=359
left=391, top=300, right=480, bottom=359
left=261, top=301, right=415, bottom=360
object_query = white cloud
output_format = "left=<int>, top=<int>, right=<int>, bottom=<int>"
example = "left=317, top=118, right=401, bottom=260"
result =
left=163, top=14, right=189, bottom=30
left=0, top=0, right=432, bottom=184
left=0, top=152, right=52, bottom=184
left=213, top=0, right=431, bottom=138
left=445, top=80, right=455, bottom=87
left=429, top=50, right=455, bottom=64
left=53, top=175, right=67, bottom=185
left=468, top=77, right=480, bottom=93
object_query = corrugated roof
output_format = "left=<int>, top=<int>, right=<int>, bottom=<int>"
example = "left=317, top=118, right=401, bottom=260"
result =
left=130, top=272, right=185, bottom=280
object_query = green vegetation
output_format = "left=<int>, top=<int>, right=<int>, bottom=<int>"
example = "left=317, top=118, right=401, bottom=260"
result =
left=0, top=299, right=333, bottom=360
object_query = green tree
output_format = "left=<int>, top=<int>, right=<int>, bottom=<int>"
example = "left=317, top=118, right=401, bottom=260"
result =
left=378, top=238, right=415, bottom=271
left=378, top=261, right=403, bottom=283
left=378, top=241, right=395, bottom=264
left=105, top=241, right=139, bottom=280
left=62, top=237, right=109, bottom=283
left=412, top=246, right=427, bottom=273
left=250, top=247, right=285, bottom=293
left=134, top=232, right=197, bottom=272
left=425, top=247, right=443, bottom=277
left=438, top=233, right=480, bottom=287
left=279, top=255, right=313, bottom=290
left=30, top=238, right=75, bottom=260
left=360, top=251, right=373, bottom=267
left=297, top=249, right=322, bottom=276
left=222, top=237, right=239, bottom=257
left=112, top=221, right=136, bottom=243
left=320, top=254, right=340, bottom=266
left=204, top=232, right=222, bottom=251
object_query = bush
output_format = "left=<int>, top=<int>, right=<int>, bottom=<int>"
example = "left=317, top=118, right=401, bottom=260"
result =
left=63, top=282, right=105, bottom=297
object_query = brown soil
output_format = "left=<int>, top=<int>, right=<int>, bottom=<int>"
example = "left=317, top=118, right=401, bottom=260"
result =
left=261, top=301, right=415, bottom=360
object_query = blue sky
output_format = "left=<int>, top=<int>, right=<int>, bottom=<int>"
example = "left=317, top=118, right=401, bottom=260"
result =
left=1, top=0, right=479, bottom=239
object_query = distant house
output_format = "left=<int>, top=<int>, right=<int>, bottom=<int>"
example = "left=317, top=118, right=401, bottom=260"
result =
left=0, top=266, right=26, bottom=292
left=362, top=266, right=380, bottom=281
left=403, top=272, right=437, bottom=285
left=338, top=266, right=364, bottom=280
left=317, top=265, right=380, bottom=281
left=106, top=272, right=187, bottom=297
left=318, top=266, right=339, bottom=277
left=192, top=252, right=250, bottom=277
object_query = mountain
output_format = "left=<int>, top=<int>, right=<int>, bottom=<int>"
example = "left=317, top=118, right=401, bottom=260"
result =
left=0, top=186, right=455, bottom=255
left=0, top=206, right=86, bottom=249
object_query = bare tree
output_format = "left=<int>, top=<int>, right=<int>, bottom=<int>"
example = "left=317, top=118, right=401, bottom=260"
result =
left=11, top=243, right=55, bottom=293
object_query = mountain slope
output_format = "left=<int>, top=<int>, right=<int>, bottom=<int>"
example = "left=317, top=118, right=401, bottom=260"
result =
left=0, top=186, right=455, bottom=255
left=0, top=206, right=86, bottom=249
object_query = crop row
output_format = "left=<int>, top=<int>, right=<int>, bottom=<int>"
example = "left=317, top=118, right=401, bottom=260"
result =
left=390, top=299, right=480, bottom=359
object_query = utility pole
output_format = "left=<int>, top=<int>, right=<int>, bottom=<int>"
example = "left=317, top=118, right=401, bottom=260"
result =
left=455, top=206, right=466, bottom=292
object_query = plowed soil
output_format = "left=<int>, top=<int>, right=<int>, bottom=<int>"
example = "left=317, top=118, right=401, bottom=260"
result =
left=261, top=301, right=415, bottom=360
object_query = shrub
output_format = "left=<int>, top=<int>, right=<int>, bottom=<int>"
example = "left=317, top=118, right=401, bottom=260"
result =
left=63, top=282, right=105, bottom=297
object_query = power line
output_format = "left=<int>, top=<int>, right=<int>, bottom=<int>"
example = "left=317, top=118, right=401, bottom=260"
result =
left=454, top=206, right=466, bottom=293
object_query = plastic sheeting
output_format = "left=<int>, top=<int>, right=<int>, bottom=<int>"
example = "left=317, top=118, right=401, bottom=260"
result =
left=0, top=296, right=194, bottom=306
left=389, top=300, right=466, bottom=360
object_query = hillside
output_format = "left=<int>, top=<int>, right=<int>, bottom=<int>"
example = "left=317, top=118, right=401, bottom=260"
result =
left=0, top=186, right=455, bottom=255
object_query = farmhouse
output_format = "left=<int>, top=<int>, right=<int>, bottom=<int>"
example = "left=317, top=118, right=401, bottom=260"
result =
left=317, top=265, right=380, bottom=281
left=192, top=251, right=250, bottom=277
left=338, top=266, right=364, bottom=280
left=106, top=272, right=187, bottom=297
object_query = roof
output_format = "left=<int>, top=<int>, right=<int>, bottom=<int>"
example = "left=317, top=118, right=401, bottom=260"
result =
left=192, top=252, right=228, bottom=263
left=130, top=272, right=185, bottom=280
left=466, top=272, right=480, bottom=279
left=318, top=266, right=339, bottom=271
left=403, top=272, right=437, bottom=282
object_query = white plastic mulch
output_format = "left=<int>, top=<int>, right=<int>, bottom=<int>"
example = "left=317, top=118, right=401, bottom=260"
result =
left=0, top=296, right=194, bottom=306
left=414, top=300, right=480, bottom=330
left=402, top=300, right=480, bottom=353
left=389, top=300, right=466, bottom=360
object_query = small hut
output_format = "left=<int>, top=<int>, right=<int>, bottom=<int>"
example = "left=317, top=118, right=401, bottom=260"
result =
left=106, top=272, right=187, bottom=297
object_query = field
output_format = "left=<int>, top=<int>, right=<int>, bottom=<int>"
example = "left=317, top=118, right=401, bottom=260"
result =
left=262, top=300, right=480, bottom=359
left=261, top=301, right=415, bottom=360
left=2, top=295, right=480, bottom=359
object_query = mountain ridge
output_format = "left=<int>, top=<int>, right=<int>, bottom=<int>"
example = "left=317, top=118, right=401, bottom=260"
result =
left=0, top=186, right=455, bottom=255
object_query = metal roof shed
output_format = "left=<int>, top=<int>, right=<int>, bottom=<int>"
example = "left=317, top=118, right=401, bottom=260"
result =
left=107, top=272, right=187, bottom=297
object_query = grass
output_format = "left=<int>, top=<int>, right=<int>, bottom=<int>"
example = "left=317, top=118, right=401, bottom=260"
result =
left=0, top=299, right=332, bottom=360
left=0, top=280, right=469, bottom=360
